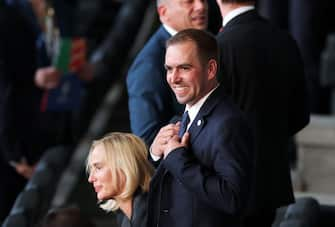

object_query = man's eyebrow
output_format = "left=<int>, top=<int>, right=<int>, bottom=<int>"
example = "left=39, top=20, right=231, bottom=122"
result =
left=165, top=63, right=192, bottom=69
left=177, top=63, right=192, bottom=68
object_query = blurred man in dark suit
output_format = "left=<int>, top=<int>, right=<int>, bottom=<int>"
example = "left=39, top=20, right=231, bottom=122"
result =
left=216, top=0, right=310, bottom=226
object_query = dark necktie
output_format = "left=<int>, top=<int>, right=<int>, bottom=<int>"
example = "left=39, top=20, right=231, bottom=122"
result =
left=178, top=111, right=190, bottom=138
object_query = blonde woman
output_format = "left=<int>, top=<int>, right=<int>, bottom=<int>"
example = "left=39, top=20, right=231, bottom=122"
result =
left=87, top=132, right=154, bottom=227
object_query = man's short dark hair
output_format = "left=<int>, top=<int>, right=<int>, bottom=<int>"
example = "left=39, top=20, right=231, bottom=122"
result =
left=166, top=28, right=218, bottom=65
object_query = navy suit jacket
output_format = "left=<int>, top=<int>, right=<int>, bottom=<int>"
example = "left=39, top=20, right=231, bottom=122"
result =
left=126, top=26, right=183, bottom=146
left=148, top=87, right=254, bottom=227
left=217, top=10, right=310, bottom=214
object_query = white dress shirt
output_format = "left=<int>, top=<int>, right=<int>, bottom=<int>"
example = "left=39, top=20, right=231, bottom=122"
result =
left=184, top=85, right=218, bottom=130
left=163, top=24, right=178, bottom=36
left=222, top=6, right=255, bottom=27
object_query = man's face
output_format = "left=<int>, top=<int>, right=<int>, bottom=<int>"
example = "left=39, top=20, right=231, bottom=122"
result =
left=165, top=41, right=212, bottom=106
left=163, top=0, right=208, bottom=31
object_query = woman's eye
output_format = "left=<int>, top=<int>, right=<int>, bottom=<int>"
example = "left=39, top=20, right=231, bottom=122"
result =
left=94, top=164, right=103, bottom=171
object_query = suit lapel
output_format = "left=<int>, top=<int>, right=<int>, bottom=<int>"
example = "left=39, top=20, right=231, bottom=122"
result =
left=188, top=87, right=223, bottom=144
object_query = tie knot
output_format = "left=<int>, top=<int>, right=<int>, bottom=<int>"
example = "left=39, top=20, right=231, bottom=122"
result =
left=179, top=111, right=190, bottom=138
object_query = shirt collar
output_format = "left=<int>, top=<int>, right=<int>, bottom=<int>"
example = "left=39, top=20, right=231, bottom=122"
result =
left=185, top=84, right=219, bottom=128
left=222, top=6, right=255, bottom=27
left=163, top=23, right=178, bottom=36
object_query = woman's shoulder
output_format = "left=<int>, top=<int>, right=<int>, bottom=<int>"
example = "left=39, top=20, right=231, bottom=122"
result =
left=115, top=191, right=148, bottom=227
left=132, top=191, right=148, bottom=227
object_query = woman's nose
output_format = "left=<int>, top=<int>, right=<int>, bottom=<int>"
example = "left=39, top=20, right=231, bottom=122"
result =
left=88, top=173, right=95, bottom=183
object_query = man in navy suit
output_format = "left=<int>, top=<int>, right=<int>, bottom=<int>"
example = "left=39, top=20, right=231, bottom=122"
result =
left=148, top=29, right=253, bottom=227
left=215, top=0, right=310, bottom=226
left=126, top=0, right=208, bottom=146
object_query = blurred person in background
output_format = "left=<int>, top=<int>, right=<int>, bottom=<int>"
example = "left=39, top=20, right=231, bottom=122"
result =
left=0, top=0, right=83, bottom=220
left=67, top=0, right=125, bottom=140
left=87, top=132, right=154, bottom=227
left=216, top=0, right=310, bottom=226
left=32, top=0, right=87, bottom=148
left=0, top=0, right=44, bottom=221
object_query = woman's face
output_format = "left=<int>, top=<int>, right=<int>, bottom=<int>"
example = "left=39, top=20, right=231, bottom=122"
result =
left=88, top=144, right=123, bottom=201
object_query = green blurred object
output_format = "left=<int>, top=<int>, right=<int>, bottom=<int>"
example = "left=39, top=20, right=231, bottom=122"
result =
left=53, top=38, right=71, bottom=74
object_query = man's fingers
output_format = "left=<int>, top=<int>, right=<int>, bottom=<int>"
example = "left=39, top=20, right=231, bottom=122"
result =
left=158, top=124, right=180, bottom=145
left=181, top=132, right=190, bottom=146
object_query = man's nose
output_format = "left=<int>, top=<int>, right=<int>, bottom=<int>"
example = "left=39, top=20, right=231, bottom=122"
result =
left=170, top=71, right=181, bottom=83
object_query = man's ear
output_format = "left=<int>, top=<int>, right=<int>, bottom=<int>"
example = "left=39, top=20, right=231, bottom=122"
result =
left=157, top=5, right=167, bottom=19
left=207, top=59, right=218, bottom=80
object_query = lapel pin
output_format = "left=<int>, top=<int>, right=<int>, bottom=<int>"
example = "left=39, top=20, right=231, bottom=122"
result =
left=197, top=119, right=202, bottom=126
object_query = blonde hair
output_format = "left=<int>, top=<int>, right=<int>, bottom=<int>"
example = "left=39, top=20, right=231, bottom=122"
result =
left=86, top=132, right=154, bottom=212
